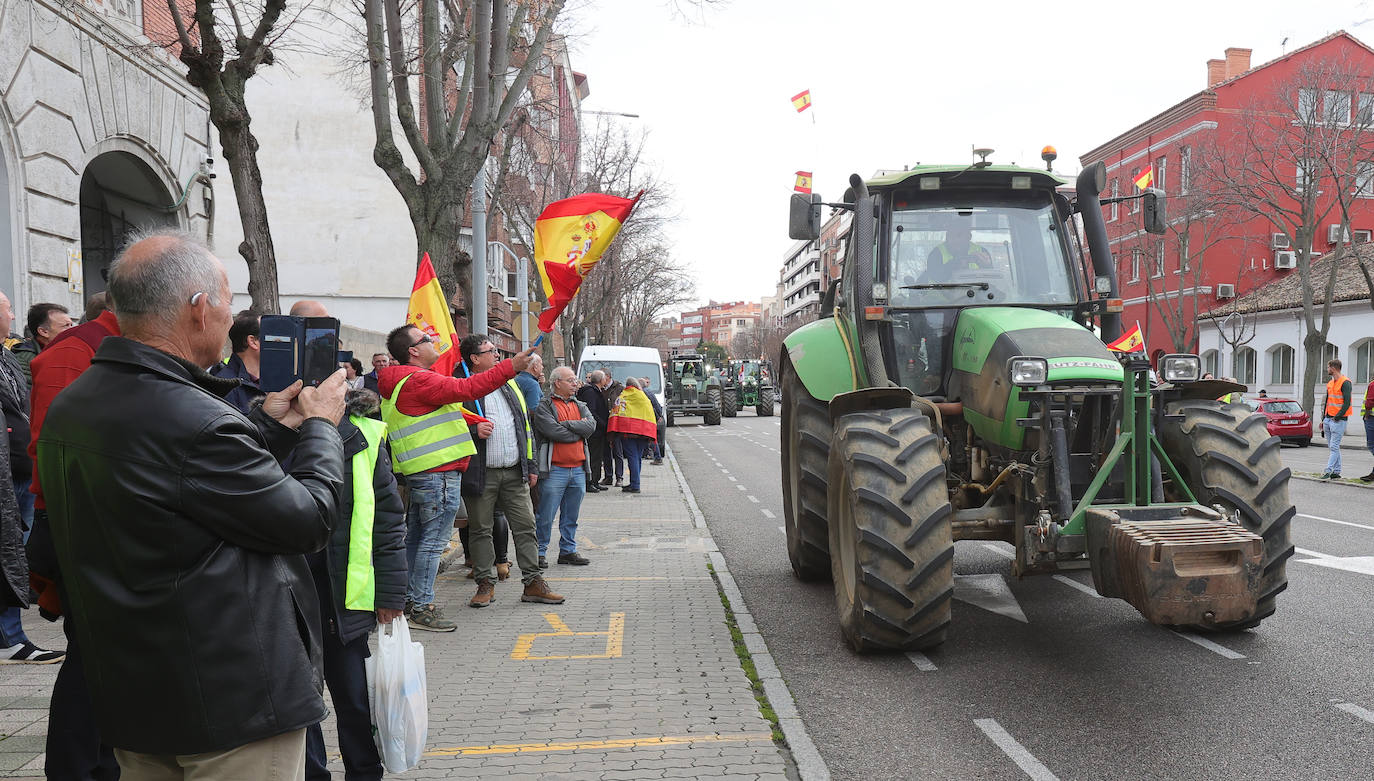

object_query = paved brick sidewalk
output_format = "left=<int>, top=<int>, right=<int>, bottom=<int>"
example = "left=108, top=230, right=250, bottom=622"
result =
left=0, top=457, right=793, bottom=780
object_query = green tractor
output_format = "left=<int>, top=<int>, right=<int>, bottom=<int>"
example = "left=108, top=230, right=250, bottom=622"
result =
left=666, top=354, right=723, bottom=426
left=722, top=359, right=776, bottom=418
left=780, top=160, right=1293, bottom=653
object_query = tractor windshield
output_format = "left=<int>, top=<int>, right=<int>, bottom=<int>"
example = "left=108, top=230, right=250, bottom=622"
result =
left=886, top=193, right=1075, bottom=309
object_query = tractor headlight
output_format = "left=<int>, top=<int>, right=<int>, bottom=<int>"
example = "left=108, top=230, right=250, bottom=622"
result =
left=1008, top=356, right=1048, bottom=387
left=1160, top=354, right=1201, bottom=383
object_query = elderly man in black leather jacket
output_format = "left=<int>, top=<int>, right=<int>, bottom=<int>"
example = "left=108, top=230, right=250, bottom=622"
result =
left=38, top=230, right=347, bottom=776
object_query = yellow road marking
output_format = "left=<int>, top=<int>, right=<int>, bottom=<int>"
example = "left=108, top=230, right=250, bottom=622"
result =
left=424, top=732, right=774, bottom=757
left=510, top=612, right=625, bottom=660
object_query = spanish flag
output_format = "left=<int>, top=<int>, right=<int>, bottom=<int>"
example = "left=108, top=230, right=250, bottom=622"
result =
left=608, top=386, right=658, bottom=440
left=1133, top=165, right=1153, bottom=191
left=406, top=252, right=460, bottom=376
left=791, top=89, right=812, bottom=113
left=533, top=192, right=641, bottom=333
left=1106, top=323, right=1145, bottom=353
left=794, top=171, right=813, bottom=194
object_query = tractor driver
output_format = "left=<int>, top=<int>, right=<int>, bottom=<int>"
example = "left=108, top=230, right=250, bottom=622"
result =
left=925, top=223, right=991, bottom=280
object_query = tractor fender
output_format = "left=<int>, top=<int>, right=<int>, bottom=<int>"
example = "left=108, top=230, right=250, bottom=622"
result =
left=828, top=386, right=916, bottom=424
left=782, top=317, right=863, bottom=403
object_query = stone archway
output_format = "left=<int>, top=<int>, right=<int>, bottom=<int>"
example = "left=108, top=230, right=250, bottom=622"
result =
left=79, top=151, right=178, bottom=295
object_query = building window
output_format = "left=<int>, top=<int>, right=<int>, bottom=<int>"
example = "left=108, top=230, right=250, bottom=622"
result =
left=1130, top=248, right=1142, bottom=282
left=1356, top=162, right=1374, bottom=198
left=1179, top=147, right=1191, bottom=196
left=1109, top=178, right=1119, bottom=222
left=1153, top=240, right=1165, bottom=278
left=1154, top=155, right=1167, bottom=194
left=1297, top=158, right=1314, bottom=192
left=1298, top=88, right=1318, bottom=122
left=1202, top=349, right=1218, bottom=378
left=1323, top=342, right=1339, bottom=365
left=1360, top=93, right=1374, bottom=126
left=1355, top=339, right=1374, bottom=383
left=1325, top=90, right=1353, bottom=124
left=1269, top=344, right=1295, bottom=385
left=1177, top=233, right=1190, bottom=274
left=1234, top=347, right=1257, bottom=386
left=1130, top=169, right=1142, bottom=213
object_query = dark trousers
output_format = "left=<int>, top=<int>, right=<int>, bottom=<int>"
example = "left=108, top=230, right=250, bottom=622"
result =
left=622, top=436, right=646, bottom=489
left=600, top=435, right=614, bottom=482
left=458, top=511, right=509, bottom=563
left=306, top=626, right=382, bottom=781
left=585, top=432, right=606, bottom=484
left=47, top=619, right=120, bottom=780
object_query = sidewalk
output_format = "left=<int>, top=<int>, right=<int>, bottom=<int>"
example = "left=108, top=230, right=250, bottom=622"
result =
left=0, top=457, right=794, bottom=780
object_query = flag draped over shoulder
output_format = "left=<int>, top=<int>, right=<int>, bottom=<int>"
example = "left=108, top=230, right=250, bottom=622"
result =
left=407, top=253, right=460, bottom=376
left=533, top=192, right=640, bottom=333
left=794, top=171, right=813, bottom=194
left=608, top=387, right=658, bottom=440
left=1106, top=323, right=1144, bottom=353
left=1133, top=165, right=1154, bottom=191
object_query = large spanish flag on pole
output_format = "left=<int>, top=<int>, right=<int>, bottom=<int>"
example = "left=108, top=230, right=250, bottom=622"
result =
left=533, top=192, right=642, bottom=333
left=407, top=252, right=460, bottom=376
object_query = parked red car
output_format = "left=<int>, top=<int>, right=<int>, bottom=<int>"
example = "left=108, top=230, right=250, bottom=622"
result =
left=1240, top=397, right=1313, bottom=446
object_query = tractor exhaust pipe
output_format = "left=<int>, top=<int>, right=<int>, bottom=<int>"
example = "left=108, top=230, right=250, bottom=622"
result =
left=1076, top=162, right=1121, bottom=343
left=849, top=173, right=888, bottom=386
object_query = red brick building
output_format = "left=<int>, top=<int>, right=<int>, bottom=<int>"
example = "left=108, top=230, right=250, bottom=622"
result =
left=1080, top=32, right=1374, bottom=364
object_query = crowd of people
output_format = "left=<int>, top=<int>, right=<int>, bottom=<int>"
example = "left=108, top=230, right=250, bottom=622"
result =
left=0, top=229, right=660, bottom=780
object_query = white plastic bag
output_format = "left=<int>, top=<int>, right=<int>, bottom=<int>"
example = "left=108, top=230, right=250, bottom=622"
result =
left=366, top=616, right=428, bottom=771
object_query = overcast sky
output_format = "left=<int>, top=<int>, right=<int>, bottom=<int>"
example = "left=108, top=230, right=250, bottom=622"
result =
left=564, top=0, right=1374, bottom=311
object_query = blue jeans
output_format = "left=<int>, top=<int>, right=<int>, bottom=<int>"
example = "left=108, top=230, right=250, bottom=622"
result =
left=0, top=478, right=32, bottom=648
left=622, top=437, right=646, bottom=489
left=1324, top=417, right=1348, bottom=474
left=405, top=470, right=463, bottom=606
left=1365, top=415, right=1374, bottom=458
left=536, top=466, right=587, bottom=556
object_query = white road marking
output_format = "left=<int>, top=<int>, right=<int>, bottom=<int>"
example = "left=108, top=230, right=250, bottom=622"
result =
left=1173, top=631, right=1246, bottom=660
left=954, top=574, right=1027, bottom=623
left=1295, top=547, right=1334, bottom=559
left=1298, top=513, right=1374, bottom=532
left=974, top=719, right=1060, bottom=781
left=737, top=485, right=747, bottom=491
left=1334, top=701, right=1374, bottom=724
left=906, top=652, right=938, bottom=671
left=747, top=495, right=760, bottom=504
left=983, top=543, right=1016, bottom=560
left=760, top=509, right=776, bottom=519
left=720, top=468, right=730, bottom=474
left=1295, top=556, right=1374, bottom=577
left=1051, top=575, right=1102, bottom=598
left=727, top=475, right=737, bottom=482
left=777, top=525, right=786, bottom=534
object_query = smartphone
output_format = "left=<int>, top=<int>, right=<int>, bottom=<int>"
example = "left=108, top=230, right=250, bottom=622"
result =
left=259, top=315, right=341, bottom=392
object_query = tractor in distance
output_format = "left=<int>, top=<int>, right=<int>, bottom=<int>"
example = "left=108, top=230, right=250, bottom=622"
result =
left=779, top=154, right=1294, bottom=653
left=665, top=353, right=723, bottom=427
left=722, top=359, right=777, bottom=418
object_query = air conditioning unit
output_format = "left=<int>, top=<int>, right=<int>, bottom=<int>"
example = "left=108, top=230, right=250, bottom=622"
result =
left=1271, top=233, right=1291, bottom=249
left=1274, top=251, right=1297, bottom=269
left=1328, top=223, right=1352, bottom=244
left=1216, top=283, right=1237, bottom=299
left=1355, top=229, right=1373, bottom=244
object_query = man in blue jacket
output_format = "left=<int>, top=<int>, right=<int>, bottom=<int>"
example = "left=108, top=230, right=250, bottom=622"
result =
left=210, top=309, right=266, bottom=413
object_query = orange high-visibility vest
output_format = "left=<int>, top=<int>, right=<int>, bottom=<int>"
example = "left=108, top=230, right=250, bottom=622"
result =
left=1326, top=373, right=1352, bottom=418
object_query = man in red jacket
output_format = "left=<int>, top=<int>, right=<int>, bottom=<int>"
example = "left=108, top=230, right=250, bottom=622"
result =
left=26, top=294, right=121, bottom=779
left=377, top=324, right=536, bottom=632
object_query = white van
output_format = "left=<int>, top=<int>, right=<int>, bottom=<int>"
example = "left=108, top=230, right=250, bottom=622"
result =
left=576, top=345, right=666, bottom=410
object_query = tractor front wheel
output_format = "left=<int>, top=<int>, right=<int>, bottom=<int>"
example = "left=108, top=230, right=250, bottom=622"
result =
left=781, top=360, right=830, bottom=580
left=757, top=387, right=775, bottom=417
left=1158, top=399, right=1295, bottom=631
left=705, top=387, right=723, bottom=426
left=828, top=408, right=952, bottom=652
left=722, top=389, right=738, bottom=417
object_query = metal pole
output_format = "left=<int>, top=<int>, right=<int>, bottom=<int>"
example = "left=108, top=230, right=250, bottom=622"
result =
left=471, top=157, right=488, bottom=336
left=518, top=254, right=529, bottom=350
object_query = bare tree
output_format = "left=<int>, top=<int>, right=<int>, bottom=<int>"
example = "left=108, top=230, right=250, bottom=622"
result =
left=364, top=0, right=566, bottom=318
left=1200, top=55, right=1374, bottom=413
left=159, top=0, right=304, bottom=312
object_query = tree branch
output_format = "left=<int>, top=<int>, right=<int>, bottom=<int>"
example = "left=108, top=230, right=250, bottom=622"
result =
left=382, top=0, right=441, bottom=178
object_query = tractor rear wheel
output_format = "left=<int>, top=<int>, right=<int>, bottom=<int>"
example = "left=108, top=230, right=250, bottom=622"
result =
left=781, top=360, right=831, bottom=580
left=828, top=409, right=952, bottom=652
left=757, top=387, right=775, bottom=417
left=722, top=389, right=738, bottom=417
left=705, top=387, right=723, bottom=426
left=1158, top=399, right=1295, bottom=631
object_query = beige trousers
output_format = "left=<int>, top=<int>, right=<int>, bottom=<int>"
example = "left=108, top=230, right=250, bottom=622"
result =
left=113, top=728, right=307, bottom=781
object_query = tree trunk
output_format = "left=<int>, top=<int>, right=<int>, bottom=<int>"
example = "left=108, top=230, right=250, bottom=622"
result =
left=1301, top=329, right=1328, bottom=417
left=217, top=110, right=280, bottom=314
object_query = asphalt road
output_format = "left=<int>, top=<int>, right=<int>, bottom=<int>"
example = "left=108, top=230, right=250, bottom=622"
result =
left=669, top=413, right=1374, bottom=781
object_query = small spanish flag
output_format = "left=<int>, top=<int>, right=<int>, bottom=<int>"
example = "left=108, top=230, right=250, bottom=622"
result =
left=1133, top=165, right=1154, bottom=191
left=791, top=89, right=812, bottom=113
left=794, top=171, right=813, bottom=194
left=1105, top=323, right=1145, bottom=353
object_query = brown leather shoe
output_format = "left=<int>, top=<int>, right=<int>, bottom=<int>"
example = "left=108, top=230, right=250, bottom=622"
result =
left=520, top=577, right=565, bottom=604
left=469, top=579, right=495, bottom=608
left=496, top=562, right=511, bottom=581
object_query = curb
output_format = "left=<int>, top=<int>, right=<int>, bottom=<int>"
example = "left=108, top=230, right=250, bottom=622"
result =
left=1290, top=471, right=1374, bottom=488
left=666, top=447, right=832, bottom=781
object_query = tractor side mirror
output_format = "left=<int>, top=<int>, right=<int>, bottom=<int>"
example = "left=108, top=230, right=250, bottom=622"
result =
left=789, top=193, right=822, bottom=240
left=1142, top=189, right=1166, bottom=234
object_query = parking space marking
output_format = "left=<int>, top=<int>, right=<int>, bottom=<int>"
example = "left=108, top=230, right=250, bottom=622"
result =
left=974, top=718, right=1060, bottom=781
left=510, top=613, right=625, bottom=661
left=761, top=509, right=776, bottom=519
left=906, top=652, right=938, bottom=671
left=425, top=732, right=776, bottom=757
left=1334, top=701, right=1374, bottom=725
left=1295, top=547, right=1334, bottom=559
left=1173, top=630, right=1245, bottom=660
left=1052, top=575, right=1102, bottom=598
left=1298, top=513, right=1374, bottom=532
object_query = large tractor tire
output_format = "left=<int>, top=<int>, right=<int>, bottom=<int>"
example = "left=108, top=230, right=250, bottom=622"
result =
left=757, top=387, right=775, bottom=417
left=827, top=409, right=952, bottom=652
left=705, top=387, right=723, bottom=426
left=722, top=389, right=738, bottom=418
left=781, top=361, right=831, bottom=580
left=1158, top=399, right=1295, bottom=631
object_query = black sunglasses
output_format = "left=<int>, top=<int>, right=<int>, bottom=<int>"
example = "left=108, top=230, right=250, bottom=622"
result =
left=410, top=334, right=434, bottom=348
